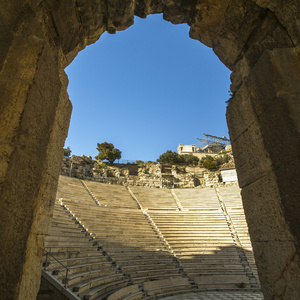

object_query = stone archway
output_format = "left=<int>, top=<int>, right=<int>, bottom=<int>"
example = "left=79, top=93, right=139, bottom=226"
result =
left=0, top=1, right=299, bottom=299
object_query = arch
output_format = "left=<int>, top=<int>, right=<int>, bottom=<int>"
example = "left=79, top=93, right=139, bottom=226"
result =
left=0, top=1, right=299, bottom=299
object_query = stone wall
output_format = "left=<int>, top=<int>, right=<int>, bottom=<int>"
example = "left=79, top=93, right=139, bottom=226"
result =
left=60, top=156, right=206, bottom=188
left=0, top=1, right=299, bottom=299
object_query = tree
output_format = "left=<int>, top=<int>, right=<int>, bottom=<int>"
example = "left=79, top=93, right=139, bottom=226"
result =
left=157, top=151, right=200, bottom=165
left=63, top=146, right=71, bottom=157
left=95, top=142, right=121, bottom=164
left=157, top=150, right=181, bottom=164
left=157, top=150, right=185, bottom=165
left=181, top=154, right=199, bottom=166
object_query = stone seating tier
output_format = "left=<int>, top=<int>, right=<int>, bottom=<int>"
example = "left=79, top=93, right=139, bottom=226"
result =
left=84, top=180, right=139, bottom=209
left=57, top=183, right=188, bottom=297
left=80, top=278, right=129, bottom=300
left=130, top=186, right=178, bottom=209
left=217, top=186, right=259, bottom=283
left=52, top=261, right=114, bottom=277
left=44, top=200, right=132, bottom=300
left=67, top=268, right=118, bottom=287
left=71, top=273, right=126, bottom=295
left=41, top=176, right=261, bottom=299
left=46, top=256, right=108, bottom=269
left=173, top=189, right=221, bottom=211
left=107, top=284, right=140, bottom=300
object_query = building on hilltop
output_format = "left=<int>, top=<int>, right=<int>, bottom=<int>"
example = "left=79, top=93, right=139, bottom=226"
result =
left=178, top=134, right=231, bottom=159
left=177, top=144, right=196, bottom=154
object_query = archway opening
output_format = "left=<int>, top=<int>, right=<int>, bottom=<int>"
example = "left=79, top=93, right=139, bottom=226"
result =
left=1, top=2, right=299, bottom=299
left=64, top=14, right=231, bottom=161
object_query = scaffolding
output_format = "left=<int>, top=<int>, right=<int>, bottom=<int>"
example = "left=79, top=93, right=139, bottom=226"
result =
left=197, top=134, right=230, bottom=153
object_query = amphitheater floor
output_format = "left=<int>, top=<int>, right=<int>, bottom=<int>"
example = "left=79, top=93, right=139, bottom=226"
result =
left=162, top=291, right=264, bottom=300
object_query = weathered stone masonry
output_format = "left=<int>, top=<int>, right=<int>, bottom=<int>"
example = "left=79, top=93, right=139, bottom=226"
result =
left=0, top=1, right=299, bottom=299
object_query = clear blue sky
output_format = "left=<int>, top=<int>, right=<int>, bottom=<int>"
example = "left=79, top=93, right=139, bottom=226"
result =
left=65, top=14, right=231, bottom=162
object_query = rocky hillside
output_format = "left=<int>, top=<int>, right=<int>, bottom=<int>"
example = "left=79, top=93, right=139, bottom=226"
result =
left=61, top=155, right=237, bottom=188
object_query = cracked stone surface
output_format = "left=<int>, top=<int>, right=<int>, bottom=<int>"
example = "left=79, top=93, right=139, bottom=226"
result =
left=0, top=1, right=299, bottom=299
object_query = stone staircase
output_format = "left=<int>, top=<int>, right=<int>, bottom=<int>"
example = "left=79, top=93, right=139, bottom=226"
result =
left=217, top=186, right=260, bottom=286
left=172, top=188, right=221, bottom=210
left=39, top=175, right=263, bottom=299
left=83, top=180, right=139, bottom=209
left=147, top=209, right=251, bottom=290
left=129, top=186, right=178, bottom=210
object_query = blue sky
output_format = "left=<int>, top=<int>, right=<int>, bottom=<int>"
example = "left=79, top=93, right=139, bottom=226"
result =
left=65, top=14, right=231, bottom=162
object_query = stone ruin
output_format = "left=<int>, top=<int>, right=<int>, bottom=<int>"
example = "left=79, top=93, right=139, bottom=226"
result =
left=60, top=155, right=237, bottom=189
left=0, top=1, right=299, bottom=299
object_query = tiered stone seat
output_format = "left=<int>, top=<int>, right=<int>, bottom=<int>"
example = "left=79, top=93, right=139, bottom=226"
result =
left=60, top=200, right=185, bottom=289
left=173, top=188, right=221, bottom=211
left=43, top=176, right=261, bottom=299
left=83, top=180, right=139, bottom=208
left=218, top=186, right=260, bottom=282
left=44, top=203, right=129, bottom=299
left=130, top=186, right=178, bottom=210
left=107, top=284, right=142, bottom=300
left=148, top=210, right=252, bottom=290
left=57, top=175, right=96, bottom=205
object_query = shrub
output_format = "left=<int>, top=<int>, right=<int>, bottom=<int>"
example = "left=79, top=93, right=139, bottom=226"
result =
left=63, top=146, right=71, bottom=157
left=202, top=159, right=217, bottom=170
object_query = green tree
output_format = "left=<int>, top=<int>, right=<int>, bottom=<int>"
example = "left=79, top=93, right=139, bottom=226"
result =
left=95, top=142, right=121, bottom=164
left=181, top=154, right=199, bottom=166
left=63, top=146, right=71, bottom=157
left=157, top=150, right=183, bottom=164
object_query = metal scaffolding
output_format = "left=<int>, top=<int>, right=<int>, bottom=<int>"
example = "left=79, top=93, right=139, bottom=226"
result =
left=197, top=133, right=230, bottom=150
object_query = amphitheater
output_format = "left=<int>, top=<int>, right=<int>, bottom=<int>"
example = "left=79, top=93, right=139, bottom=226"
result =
left=1, top=1, right=299, bottom=299
left=38, top=175, right=264, bottom=299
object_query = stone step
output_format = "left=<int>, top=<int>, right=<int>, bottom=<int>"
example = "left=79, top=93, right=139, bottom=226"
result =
left=45, top=255, right=108, bottom=269
left=102, top=246, right=167, bottom=254
left=179, top=259, right=242, bottom=265
left=52, top=261, right=113, bottom=276
left=77, top=225, right=154, bottom=232
left=126, top=268, right=181, bottom=278
left=45, top=240, right=95, bottom=247
left=168, top=243, right=236, bottom=248
left=99, top=241, right=164, bottom=248
left=67, top=268, right=117, bottom=286
left=49, top=228, right=91, bottom=237
left=154, top=225, right=229, bottom=229
left=115, top=257, right=175, bottom=266
left=193, top=274, right=250, bottom=287
left=46, top=235, right=93, bottom=243
left=132, top=273, right=184, bottom=284
left=80, top=279, right=129, bottom=300
left=143, top=277, right=191, bottom=296
left=165, top=238, right=234, bottom=242
left=107, top=284, right=141, bottom=300
left=92, top=233, right=158, bottom=238
left=44, top=250, right=104, bottom=260
left=97, top=237, right=161, bottom=243
left=71, top=273, right=125, bottom=296
left=45, top=245, right=97, bottom=253
left=173, top=250, right=239, bottom=256
left=122, top=263, right=178, bottom=272
left=109, top=252, right=172, bottom=261
left=157, top=233, right=232, bottom=237
left=159, top=229, right=231, bottom=233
